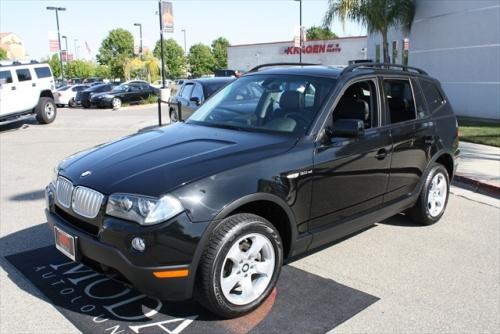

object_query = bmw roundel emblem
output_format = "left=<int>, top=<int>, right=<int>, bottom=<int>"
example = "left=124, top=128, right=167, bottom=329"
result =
left=80, top=170, right=92, bottom=178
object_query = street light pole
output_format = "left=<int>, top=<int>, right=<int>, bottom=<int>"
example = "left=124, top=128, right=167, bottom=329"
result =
left=46, top=6, right=66, bottom=80
left=157, top=0, right=165, bottom=126
left=134, top=23, right=143, bottom=60
left=74, top=39, right=78, bottom=59
left=299, top=0, right=303, bottom=64
left=181, top=29, right=187, bottom=56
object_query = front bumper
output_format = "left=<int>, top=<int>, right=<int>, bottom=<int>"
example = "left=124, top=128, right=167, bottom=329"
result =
left=45, top=185, right=209, bottom=301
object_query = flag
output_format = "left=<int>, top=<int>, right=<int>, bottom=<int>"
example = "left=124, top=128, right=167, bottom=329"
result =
left=161, top=2, right=174, bottom=33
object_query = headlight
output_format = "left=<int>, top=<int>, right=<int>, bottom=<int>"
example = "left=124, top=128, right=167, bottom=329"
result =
left=105, top=193, right=184, bottom=225
left=52, top=165, right=59, bottom=184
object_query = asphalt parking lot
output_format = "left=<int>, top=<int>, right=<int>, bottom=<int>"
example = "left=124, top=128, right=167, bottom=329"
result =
left=1, top=107, right=499, bottom=333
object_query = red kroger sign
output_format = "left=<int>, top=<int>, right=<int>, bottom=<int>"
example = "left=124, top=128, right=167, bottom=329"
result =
left=284, top=43, right=342, bottom=55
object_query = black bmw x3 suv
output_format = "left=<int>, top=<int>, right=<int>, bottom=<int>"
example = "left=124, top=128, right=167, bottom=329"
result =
left=46, top=63, right=459, bottom=318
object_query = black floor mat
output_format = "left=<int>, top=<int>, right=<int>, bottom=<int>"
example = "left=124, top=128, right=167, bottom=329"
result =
left=5, top=246, right=378, bottom=334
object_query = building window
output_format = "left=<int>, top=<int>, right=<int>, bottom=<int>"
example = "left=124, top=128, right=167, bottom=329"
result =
left=375, top=44, right=380, bottom=62
left=392, top=41, right=398, bottom=64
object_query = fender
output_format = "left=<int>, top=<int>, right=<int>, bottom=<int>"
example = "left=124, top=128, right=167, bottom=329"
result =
left=184, top=192, right=299, bottom=300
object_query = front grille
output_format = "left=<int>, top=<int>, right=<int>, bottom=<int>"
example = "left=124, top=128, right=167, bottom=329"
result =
left=56, top=177, right=73, bottom=208
left=72, top=186, right=104, bottom=219
left=55, top=205, right=99, bottom=236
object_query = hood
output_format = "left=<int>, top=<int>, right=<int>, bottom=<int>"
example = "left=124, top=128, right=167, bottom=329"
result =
left=59, top=123, right=297, bottom=196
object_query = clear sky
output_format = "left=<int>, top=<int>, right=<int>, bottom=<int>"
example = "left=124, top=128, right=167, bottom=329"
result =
left=0, top=0, right=366, bottom=60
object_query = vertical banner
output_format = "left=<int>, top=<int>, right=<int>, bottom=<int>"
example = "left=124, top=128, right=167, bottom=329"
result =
left=161, top=1, right=174, bottom=33
left=48, top=31, right=59, bottom=52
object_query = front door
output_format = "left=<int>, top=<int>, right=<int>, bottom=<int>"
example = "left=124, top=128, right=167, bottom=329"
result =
left=309, top=78, right=392, bottom=230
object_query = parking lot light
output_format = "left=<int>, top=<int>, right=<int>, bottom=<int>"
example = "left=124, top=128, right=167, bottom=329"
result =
left=46, top=6, right=66, bottom=80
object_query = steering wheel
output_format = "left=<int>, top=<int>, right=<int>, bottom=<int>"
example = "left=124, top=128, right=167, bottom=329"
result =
left=284, top=112, right=309, bottom=125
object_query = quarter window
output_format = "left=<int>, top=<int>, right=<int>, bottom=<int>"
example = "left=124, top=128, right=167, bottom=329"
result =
left=420, top=79, right=445, bottom=112
left=34, top=67, right=52, bottom=78
left=383, top=79, right=416, bottom=124
left=16, top=68, right=32, bottom=82
left=0, top=70, right=13, bottom=84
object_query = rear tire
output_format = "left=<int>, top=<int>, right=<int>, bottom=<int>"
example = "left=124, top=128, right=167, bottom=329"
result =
left=407, top=163, right=450, bottom=225
left=170, top=109, right=179, bottom=123
left=68, top=98, right=77, bottom=108
left=35, top=97, right=57, bottom=124
left=195, top=213, right=283, bottom=318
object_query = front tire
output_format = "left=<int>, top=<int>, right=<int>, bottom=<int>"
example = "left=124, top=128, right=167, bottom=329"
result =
left=407, top=163, right=450, bottom=225
left=112, top=97, right=122, bottom=110
left=196, top=213, right=283, bottom=318
left=68, top=98, right=77, bottom=108
left=35, top=97, right=57, bottom=124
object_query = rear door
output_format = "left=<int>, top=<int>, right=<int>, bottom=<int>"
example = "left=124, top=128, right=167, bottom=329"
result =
left=382, top=76, right=436, bottom=203
left=15, top=67, right=38, bottom=111
left=0, top=69, right=17, bottom=116
left=310, top=77, right=392, bottom=230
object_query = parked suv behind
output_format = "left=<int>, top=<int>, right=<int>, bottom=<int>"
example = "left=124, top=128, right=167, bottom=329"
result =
left=46, top=63, right=459, bottom=318
left=0, top=61, right=57, bottom=124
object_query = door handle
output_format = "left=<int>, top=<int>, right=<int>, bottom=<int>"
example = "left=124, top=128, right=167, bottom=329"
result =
left=32, top=83, right=36, bottom=87
left=11, top=86, right=16, bottom=90
left=375, top=149, right=387, bottom=160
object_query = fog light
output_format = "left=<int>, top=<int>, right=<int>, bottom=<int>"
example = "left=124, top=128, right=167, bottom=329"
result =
left=131, top=237, right=146, bottom=252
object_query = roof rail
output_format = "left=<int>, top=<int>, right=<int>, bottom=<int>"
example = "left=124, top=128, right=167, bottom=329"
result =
left=0, top=60, right=41, bottom=67
left=341, top=62, right=427, bottom=75
left=248, top=62, right=318, bottom=73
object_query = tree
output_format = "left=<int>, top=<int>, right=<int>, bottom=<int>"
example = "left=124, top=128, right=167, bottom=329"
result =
left=211, top=37, right=230, bottom=70
left=97, top=28, right=134, bottom=79
left=94, top=64, right=111, bottom=79
left=0, top=48, right=8, bottom=60
left=48, top=54, right=61, bottom=78
left=323, top=0, right=415, bottom=63
left=306, top=26, right=338, bottom=40
left=188, top=43, right=214, bottom=78
left=66, top=60, right=95, bottom=78
left=154, top=38, right=186, bottom=79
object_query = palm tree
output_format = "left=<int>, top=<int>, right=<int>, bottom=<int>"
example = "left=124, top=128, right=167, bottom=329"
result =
left=323, top=0, right=415, bottom=63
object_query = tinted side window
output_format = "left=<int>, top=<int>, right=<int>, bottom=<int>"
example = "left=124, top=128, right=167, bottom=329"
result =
left=34, top=67, right=52, bottom=78
left=16, top=69, right=32, bottom=82
left=411, top=78, right=428, bottom=119
left=0, top=70, right=13, bottom=83
left=130, top=84, right=141, bottom=92
left=383, top=79, right=416, bottom=124
left=333, top=80, right=378, bottom=129
left=191, top=84, right=204, bottom=101
left=181, top=84, right=194, bottom=99
left=420, top=79, right=445, bottom=112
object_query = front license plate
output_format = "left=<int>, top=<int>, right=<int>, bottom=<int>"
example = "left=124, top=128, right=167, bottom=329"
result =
left=54, top=226, right=76, bottom=261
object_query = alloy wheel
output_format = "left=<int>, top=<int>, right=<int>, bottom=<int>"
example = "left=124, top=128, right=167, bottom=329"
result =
left=427, top=172, right=447, bottom=217
left=220, top=233, right=275, bottom=306
left=44, top=103, right=55, bottom=119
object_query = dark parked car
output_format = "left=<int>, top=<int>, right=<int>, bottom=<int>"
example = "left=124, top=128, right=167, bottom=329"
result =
left=76, top=83, right=117, bottom=108
left=168, top=77, right=234, bottom=122
left=46, top=63, right=458, bottom=318
left=89, top=82, right=158, bottom=109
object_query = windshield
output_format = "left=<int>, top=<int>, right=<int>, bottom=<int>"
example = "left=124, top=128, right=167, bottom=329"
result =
left=187, top=74, right=335, bottom=135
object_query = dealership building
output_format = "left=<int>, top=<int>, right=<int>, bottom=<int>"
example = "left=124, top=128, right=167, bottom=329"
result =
left=228, top=36, right=367, bottom=72
left=367, top=0, right=499, bottom=120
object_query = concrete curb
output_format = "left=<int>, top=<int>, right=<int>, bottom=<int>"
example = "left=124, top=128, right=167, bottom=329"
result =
left=453, top=174, right=500, bottom=199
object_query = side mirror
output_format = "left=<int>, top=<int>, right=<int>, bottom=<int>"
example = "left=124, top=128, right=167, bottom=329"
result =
left=190, top=96, right=201, bottom=105
left=333, top=119, right=365, bottom=137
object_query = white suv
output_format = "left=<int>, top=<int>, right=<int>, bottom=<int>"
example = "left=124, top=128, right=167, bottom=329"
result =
left=0, top=61, right=57, bottom=124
